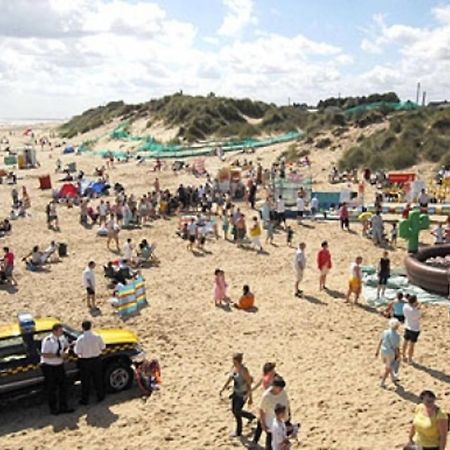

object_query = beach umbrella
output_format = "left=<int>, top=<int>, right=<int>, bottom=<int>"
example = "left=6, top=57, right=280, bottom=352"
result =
left=358, top=211, right=373, bottom=221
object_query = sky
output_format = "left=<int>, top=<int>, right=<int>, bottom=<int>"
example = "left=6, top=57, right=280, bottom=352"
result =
left=0, top=0, right=450, bottom=118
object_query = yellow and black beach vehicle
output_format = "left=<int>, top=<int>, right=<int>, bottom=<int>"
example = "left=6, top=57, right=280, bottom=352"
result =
left=0, top=314, right=145, bottom=400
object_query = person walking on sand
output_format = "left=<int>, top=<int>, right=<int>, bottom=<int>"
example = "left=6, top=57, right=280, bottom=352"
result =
left=402, top=295, right=421, bottom=364
left=293, top=243, right=306, bottom=297
left=406, top=390, right=448, bottom=450
left=219, top=353, right=255, bottom=439
left=214, top=269, right=228, bottom=306
left=82, top=261, right=97, bottom=310
left=249, top=217, right=263, bottom=253
left=106, top=214, right=120, bottom=251
left=375, top=318, right=401, bottom=388
left=296, top=192, right=305, bottom=224
left=252, top=376, right=290, bottom=450
left=376, top=251, right=390, bottom=299
left=339, top=202, right=350, bottom=231
left=251, top=363, right=279, bottom=447
left=346, top=256, right=363, bottom=304
left=317, top=241, right=332, bottom=291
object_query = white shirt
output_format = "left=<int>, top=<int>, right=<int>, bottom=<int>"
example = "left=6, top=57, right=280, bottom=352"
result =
left=404, top=304, right=421, bottom=331
left=271, top=418, right=287, bottom=450
left=123, top=242, right=133, bottom=260
left=82, top=267, right=96, bottom=289
left=187, top=223, right=197, bottom=236
left=296, top=197, right=305, bottom=212
left=276, top=199, right=285, bottom=213
left=99, top=203, right=107, bottom=216
left=434, top=226, right=444, bottom=244
left=349, top=262, right=361, bottom=279
left=74, top=330, right=105, bottom=358
left=259, top=388, right=290, bottom=429
left=41, top=333, right=68, bottom=366
left=418, top=192, right=429, bottom=204
left=294, top=249, right=306, bottom=271
left=311, top=197, right=319, bottom=209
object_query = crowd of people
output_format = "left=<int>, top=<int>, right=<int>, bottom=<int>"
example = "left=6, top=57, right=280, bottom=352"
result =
left=2, top=150, right=450, bottom=450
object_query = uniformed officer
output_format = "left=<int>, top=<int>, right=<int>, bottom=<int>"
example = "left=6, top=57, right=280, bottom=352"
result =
left=40, top=323, right=74, bottom=415
left=74, top=320, right=106, bottom=405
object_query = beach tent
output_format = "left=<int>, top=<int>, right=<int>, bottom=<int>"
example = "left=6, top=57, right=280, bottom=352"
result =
left=58, top=183, right=78, bottom=198
left=115, top=276, right=148, bottom=318
left=63, top=145, right=75, bottom=154
left=90, top=181, right=106, bottom=195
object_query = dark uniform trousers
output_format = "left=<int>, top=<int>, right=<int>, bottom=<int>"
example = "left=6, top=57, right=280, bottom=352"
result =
left=79, top=357, right=104, bottom=402
left=41, top=363, right=68, bottom=412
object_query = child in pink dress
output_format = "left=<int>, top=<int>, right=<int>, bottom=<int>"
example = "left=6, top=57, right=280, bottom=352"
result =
left=214, top=269, right=228, bottom=306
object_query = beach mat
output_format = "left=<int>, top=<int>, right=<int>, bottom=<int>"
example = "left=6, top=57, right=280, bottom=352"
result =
left=362, top=267, right=448, bottom=307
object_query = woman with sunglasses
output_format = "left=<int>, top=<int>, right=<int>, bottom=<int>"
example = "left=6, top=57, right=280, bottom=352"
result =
left=406, top=390, right=448, bottom=450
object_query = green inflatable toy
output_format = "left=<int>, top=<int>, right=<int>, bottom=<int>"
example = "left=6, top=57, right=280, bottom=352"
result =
left=399, top=209, right=430, bottom=253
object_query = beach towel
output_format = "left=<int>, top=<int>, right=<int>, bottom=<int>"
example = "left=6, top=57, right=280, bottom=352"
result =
left=361, top=266, right=448, bottom=306
left=115, top=276, right=148, bottom=318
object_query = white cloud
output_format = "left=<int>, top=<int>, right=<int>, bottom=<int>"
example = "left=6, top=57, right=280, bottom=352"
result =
left=3, top=0, right=450, bottom=118
left=218, top=0, right=256, bottom=37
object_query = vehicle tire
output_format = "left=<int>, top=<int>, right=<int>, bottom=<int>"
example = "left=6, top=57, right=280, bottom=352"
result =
left=104, top=360, right=133, bottom=393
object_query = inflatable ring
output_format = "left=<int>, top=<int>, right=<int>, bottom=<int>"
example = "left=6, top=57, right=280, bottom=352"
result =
left=404, top=244, right=450, bottom=296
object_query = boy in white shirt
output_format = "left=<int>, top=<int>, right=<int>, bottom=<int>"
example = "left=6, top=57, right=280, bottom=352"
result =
left=271, top=404, right=290, bottom=450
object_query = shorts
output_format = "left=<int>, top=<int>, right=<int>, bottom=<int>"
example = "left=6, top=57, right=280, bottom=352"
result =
left=297, top=211, right=304, bottom=218
left=348, top=277, right=361, bottom=293
left=199, top=236, right=206, bottom=245
left=189, top=235, right=196, bottom=243
left=378, top=275, right=389, bottom=285
left=393, top=314, right=405, bottom=323
left=278, top=212, right=286, bottom=222
left=86, top=287, right=95, bottom=295
left=320, top=267, right=330, bottom=276
left=381, top=353, right=395, bottom=369
left=295, top=268, right=304, bottom=283
left=419, top=202, right=428, bottom=208
left=404, top=329, right=420, bottom=343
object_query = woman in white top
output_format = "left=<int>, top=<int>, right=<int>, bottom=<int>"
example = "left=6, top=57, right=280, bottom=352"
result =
left=106, top=214, right=120, bottom=252
left=402, top=295, right=421, bottom=364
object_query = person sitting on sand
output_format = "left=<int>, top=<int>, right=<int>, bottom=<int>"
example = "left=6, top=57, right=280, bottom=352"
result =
left=22, top=245, right=44, bottom=269
left=234, top=285, right=255, bottom=310
left=214, top=269, right=228, bottom=306
left=375, top=318, right=401, bottom=388
left=0, top=219, right=11, bottom=236
left=346, top=256, right=363, bottom=304
left=134, top=358, right=161, bottom=400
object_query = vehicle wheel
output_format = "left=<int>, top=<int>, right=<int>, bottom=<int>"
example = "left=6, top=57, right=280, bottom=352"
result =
left=104, top=360, right=133, bottom=393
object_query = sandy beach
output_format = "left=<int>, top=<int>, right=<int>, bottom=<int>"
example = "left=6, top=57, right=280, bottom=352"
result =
left=0, top=123, right=449, bottom=450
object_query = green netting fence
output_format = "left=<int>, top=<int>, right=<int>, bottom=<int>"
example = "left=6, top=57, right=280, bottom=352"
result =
left=344, top=101, right=419, bottom=116
left=97, top=127, right=303, bottom=159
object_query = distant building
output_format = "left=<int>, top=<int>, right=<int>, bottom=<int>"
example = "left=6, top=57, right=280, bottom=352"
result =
left=428, top=100, right=450, bottom=108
